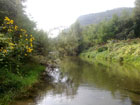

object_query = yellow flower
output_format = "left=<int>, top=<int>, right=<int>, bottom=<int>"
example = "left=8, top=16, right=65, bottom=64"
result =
left=30, top=43, right=33, bottom=47
left=30, top=38, right=33, bottom=42
left=25, top=34, right=28, bottom=37
left=26, top=39, right=28, bottom=41
left=5, top=17, right=10, bottom=21
left=7, top=22, right=10, bottom=24
left=15, top=25, right=18, bottom=30
left=27, top=48, right=33, bottom=53
left=25, top=54, right=27, bottom=56
left=3, top=26, right=6, bottom=29
left=10, top=20, right=14, bottom=24
left=3, top=49, right=7, bottom=53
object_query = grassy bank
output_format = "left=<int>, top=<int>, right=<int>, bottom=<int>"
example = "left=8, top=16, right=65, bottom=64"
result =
left=0, top=61, right=45, bottom=105
left=80, top=39, right=140, bottom=66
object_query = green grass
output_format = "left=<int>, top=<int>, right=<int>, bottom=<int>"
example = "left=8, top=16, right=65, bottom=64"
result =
left=80, top=38, right=140, bottom=66
left=0, top=62, right=45, bottom=105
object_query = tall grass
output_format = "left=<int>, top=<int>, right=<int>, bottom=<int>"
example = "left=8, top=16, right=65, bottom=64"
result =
left=0, top=62, right=45, bottom=105
left=80, top=38, right=140, bottom=66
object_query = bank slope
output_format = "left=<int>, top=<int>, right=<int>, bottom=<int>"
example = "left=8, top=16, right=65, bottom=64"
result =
left=80, top=39, right=140, bottom=66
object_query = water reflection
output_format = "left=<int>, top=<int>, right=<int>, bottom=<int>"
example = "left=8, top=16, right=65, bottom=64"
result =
left=12, top=57, right=140, bottom=105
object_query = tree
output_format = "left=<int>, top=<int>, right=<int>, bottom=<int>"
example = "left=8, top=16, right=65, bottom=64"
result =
left=134, top=0, right=140, bottom=37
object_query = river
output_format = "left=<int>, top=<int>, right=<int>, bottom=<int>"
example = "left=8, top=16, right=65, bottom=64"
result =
left=12, top=57, right=140, bottom=105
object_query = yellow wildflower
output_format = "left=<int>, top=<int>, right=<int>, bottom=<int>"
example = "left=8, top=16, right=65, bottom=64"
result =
left=27, top=48, right=33, bottom=53
left=7, top=22, right=10, bottom=24
left=30, top=43, right=33, bottom=47
left=5, top=17, right=10, bottom=21
left=25, top=54, right=27, bottom=56
left=3, top=26, right=6, bottom=29
left=15, top=25, right=18, bottom=30
left=30, top=38, right=33, bottom=42
left=10, top=20, right=14, bottom=24
left=3, top=49, right=7, bottom=53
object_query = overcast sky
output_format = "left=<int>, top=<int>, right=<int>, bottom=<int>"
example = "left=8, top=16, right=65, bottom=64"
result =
left=25, top=0, right=135, bottom=36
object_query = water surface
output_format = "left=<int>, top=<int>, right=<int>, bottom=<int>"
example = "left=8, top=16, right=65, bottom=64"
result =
left=12, top=57, right=140, bottom=105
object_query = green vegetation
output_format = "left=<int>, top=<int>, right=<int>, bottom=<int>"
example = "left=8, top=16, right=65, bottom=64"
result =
left=56, top=0, right=140, bottom=66
left=0, top=62, right=45, bottom=105
left=1, top=0, right=140, bottom=104
left=0, top=0, right=51, bottom=104
left=80, top=39, right=140, bottom=66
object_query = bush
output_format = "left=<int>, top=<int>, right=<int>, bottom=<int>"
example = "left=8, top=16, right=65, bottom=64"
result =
left=0, top=17, right=35, bottom=72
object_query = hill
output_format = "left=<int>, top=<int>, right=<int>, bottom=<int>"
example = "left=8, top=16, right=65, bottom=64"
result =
left=77, top=7, right=133, bottom=26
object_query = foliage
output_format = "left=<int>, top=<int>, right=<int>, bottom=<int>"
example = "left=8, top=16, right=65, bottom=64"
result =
left=0, top=0, right=50, bottom=104
left=0, top=62, right=45, bottom=105
left=0, top=17, right=35, bottom=72
left=0, top=0, right=36, bottom=33
left=33, top=30, right=50, bottom=56
left=97, top=47, right=108, bottom=52
left=55, top=22, right=82, bottom=57
left=80, top=39, right=140, bottom=66
left=133, top=0, right=140, bottom=37
left=56, top=1, right=140, bottom=56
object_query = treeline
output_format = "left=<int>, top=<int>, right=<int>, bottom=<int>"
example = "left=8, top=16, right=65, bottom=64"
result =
left=56, top=0, right=140, bottom=57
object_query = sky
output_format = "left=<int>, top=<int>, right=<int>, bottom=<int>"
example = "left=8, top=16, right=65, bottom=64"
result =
left=24, top=0, right=135, bottom=37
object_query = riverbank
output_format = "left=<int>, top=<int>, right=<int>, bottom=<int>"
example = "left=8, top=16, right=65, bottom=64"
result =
left=80, top=38, right=140, bottom=66
left=0, top=61, right=46, bottom=105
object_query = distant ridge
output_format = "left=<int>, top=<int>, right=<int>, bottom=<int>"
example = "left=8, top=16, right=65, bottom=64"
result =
left=77, top=7, right=133, bottom=26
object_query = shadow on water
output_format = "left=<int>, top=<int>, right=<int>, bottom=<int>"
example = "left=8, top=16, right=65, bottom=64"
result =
left=12, top=57, right=140, bottom=105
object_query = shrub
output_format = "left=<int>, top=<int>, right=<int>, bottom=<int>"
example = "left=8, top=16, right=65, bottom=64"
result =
left=0, top=17, right=35, bottom=72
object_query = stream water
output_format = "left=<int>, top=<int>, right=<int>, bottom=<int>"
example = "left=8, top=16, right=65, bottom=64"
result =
left=12, top=57, right=140, bottom=105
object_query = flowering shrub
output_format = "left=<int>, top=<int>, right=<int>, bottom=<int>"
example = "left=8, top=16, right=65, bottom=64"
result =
left=0, top=17, right=35, bottom=70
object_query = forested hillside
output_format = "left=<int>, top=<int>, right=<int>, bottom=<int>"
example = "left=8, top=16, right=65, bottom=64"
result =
left=77, top=8, right=133, bottom=26
left=56, top=0, right=140, bottom=64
